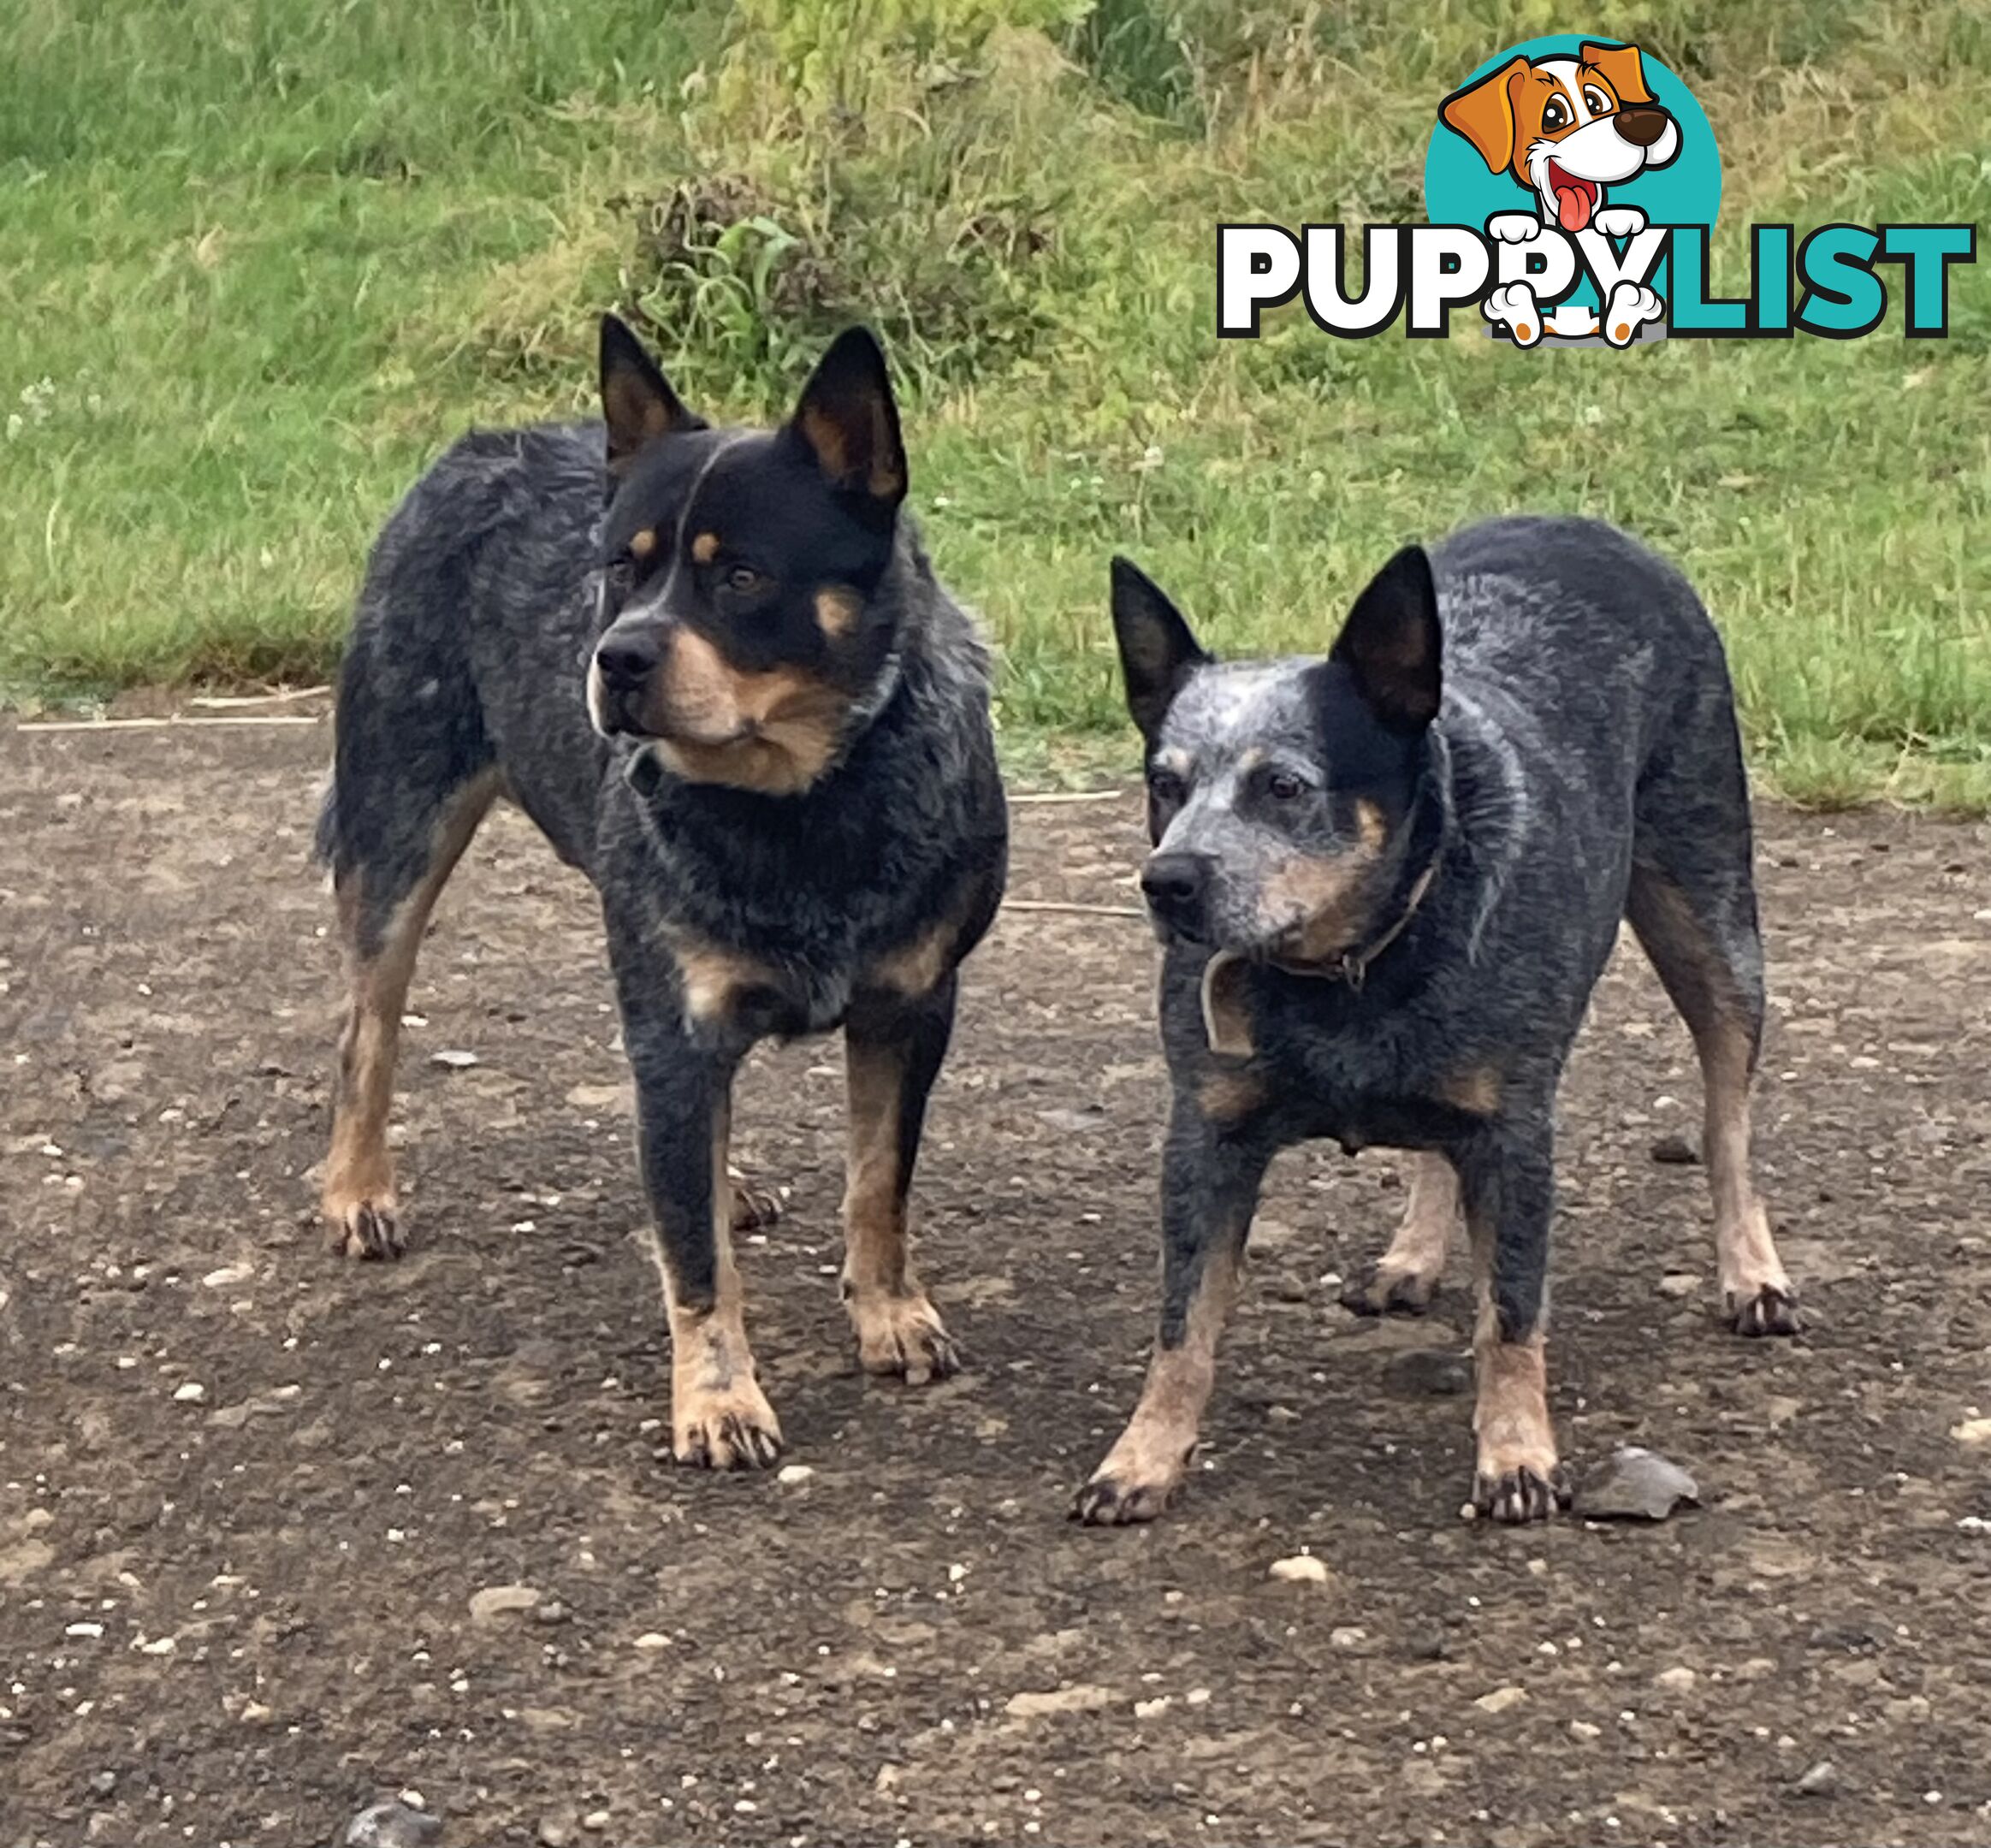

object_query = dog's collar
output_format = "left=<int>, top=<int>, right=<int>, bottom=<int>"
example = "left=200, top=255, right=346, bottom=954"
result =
left=1199, top=851, right=1443, bottom=1059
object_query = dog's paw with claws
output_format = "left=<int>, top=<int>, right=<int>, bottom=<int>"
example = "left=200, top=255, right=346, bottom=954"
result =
left=325, top=1194, right=405, bottom=1261
left=1072, top=1471, right=1179, bottom=1526
left=1473, top=1462, right=1573, bottom=1525
left=847, top=1289, right=960, bottom=1385
left=1728, top=1284, right=1801, bottom=1338
left=726, top=1169, right=784, bottom=1232
left=673, top=1376, right=784, bottom=1471
left=1342, top=1263, right=1440, bottom=1317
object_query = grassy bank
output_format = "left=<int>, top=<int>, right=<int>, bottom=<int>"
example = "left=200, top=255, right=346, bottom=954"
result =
left=3, top=0, right=1988, bottom=803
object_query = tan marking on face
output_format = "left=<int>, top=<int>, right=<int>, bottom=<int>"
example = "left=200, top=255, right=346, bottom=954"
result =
left=1355, top=798, right=1388, bottom=851
left=1196, top=1067, right=1265, bottom=1126
left=1081, top=1243, right=1241, bottom=1519
left=671, top=936, right=779, bottom=1028
left=690, top=530, right=720, bottom=565
left=1438, top=1064, right=1503, bottom=1116
left=1261, top=844, right=1386, bottom=963
left=815, top=586, right=862, bottom=640
left=650, top=629, right=851, bottom=795
left=628, top=527, right=657, bottom=560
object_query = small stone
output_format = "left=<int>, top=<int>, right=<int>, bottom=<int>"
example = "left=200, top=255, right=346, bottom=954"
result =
left=1133, top=1696, right=1173, bottom=1720
left=1382, top=1349, right=1471, bottom=1397
left=1265, top=1403, right=1301, bottom=1424
left=581, top=1815, right=609, bottom=1833
left=1654, top=1666, right=1697, bottom=1691
left=1951, top=1417, right=1991, bottom=1447
left=430, top=1049, right=480, bottom=1069
left=1576, top=1446, right=1699, bottom=1521
left=1570, top=1720, right=1602, bottom=1741
left=1793, top=1761, right=1837, bottom=1797
left=1656, top=1272, right=1699, bottom=1300
left=536, top=1821, right=572, bottom=1848
left=632, top=1632, right=670, bottom=1650
left=202, top=1263, right=252, bottom=1288
left=337, top=1798, right=442, bottom=1848
left=1004, top=1684, right=1117, bottom=1718
left=88, top=1770, right=117, bottom=1797
left=776, top=1464, right=815, bottom=1484
left=240, top=1701, right=274, bottom=1725
left=1650, top=1134, right=1699, bottom=1165
left=1183, top=1687, right=1212, bottom=1707
left=65, top=1622, right=104, bottom=1638
left=468, top=1584, right=540, bottom=1623
left=1267, top=1554, right=1331, bottom=1584
left=172, top=1382, right=207, bottom=1404
left=1474, top=1685, right=1528, bottom=1715
left=1329, top=1626, right=1367, bottom=1650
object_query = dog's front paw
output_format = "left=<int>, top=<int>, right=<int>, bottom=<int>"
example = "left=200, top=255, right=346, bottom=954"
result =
left=324, top=1192, right=405, bottom=1261
left=1603, top=281, right=1664, bottom=346
left=1484, top=282, right=1544, bottom=346
left=673, top=1374, right=784, bottom=1470
left=848, top=1288, right=960, bottom=1385
left=1727, top=1283, right=1801, bottom=1338
left=1473, top=1460, right=1573, bottom=1525
left=1072, top=1416, right=1196, bottom=1526
left=1592, top=204, right=1647, bottom=237
left=1485, top=212, right=1545, bottom=245
left=1341, top=1260, right=1439, bottom=1316
left=1073, top=1470, right=1179, bottom=1526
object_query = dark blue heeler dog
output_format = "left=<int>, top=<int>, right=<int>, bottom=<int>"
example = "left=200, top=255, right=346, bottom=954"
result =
left=1080, top=518, right=1797, bottom=1526
left=318, top=318, right=1006, bottom=1470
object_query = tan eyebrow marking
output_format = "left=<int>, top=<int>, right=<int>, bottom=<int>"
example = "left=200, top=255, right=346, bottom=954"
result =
left=691, top=531, right=720, bottom=564
left=628, top=528, right=657, bottom=560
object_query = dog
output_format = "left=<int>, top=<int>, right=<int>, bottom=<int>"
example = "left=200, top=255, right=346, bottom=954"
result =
left=1441, top=41, right=1679, bottom=346
left=1077, top=516, right=1798, bottom=1527
left=317, top=316, right=1007, bottom=1468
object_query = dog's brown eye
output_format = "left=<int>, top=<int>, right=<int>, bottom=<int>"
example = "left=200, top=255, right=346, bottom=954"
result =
left=1543, top=98, right=1567, bottom=130
left=724, top=565, right=765, bottom=595
left=1266, top=771, right=1304, bottom=802
left=1582, top=85, right=1611, bottom=115
left=1147, top=767, right=1185, bottom=805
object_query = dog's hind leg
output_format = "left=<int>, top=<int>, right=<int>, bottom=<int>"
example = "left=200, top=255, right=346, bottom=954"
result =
left=1627, top=856, right=1798, bottom=1336
left=840, top=975, right=962, bottom=1384
left=1342, top=1152, right=1457, bottom=1315
left=322, top=765, right=499, bottom=1259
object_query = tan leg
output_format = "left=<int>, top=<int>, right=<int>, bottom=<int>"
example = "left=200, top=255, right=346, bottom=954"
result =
left=1075, top=1243, right=1239, bottom=1525
left=1701, top=1018, right=1798, bottom=1335
left=1342, top=1152, right=1456, bottom=1314
left=661, top=1094, right=781, bottom=1468
left=841, top=1003, right=958, bottom=1383
left=1627, top=865, right=1798, bottom=1336
left=322, top=773, right=496, bottom=1259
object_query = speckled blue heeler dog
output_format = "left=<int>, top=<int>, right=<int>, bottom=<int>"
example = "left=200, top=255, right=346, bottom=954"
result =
left=1078, top=518, right=1798, bottom=1527
left=317, top=317, right=1006, bottom=1469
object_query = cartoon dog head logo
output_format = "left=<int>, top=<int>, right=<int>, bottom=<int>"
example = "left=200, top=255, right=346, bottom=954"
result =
left=1439, top=42, right=1680, bottom=235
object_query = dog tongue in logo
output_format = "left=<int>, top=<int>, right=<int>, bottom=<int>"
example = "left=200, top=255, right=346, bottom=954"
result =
left=1550, top=163, right=1596, bottom=231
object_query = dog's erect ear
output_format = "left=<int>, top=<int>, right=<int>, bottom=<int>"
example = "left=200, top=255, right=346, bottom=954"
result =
left=1438, top=54, right=1529, bottom=175
left=1330, top=545, right=1443, bottom=733
left=787, top=327, right=907, bottom=514
left=1111, top=556, right=1210, bottom=743
left=600, top=315, right=702, bottom=471
left=1579, top=40, right=1655, bottom=107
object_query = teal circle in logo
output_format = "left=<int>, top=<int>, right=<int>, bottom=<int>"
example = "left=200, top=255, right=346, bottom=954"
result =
left=1423, top=35, right=1721, bottom=233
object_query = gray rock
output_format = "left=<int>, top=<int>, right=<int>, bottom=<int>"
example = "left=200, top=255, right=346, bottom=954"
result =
left=1650, top=1134, right=1700, bottom=1165
left=1576, top=1446, right=1700, bottom=1520
left=1793, top=1761, right=1838, bottom=1797
left=337, top=1801, right=442, bottom=1848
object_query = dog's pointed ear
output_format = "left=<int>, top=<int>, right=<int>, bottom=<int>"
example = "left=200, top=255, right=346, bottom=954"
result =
left=1579, top=40, right=1655, bottom=107
left=1438, top=54, right=1529, bottom=175
left=787, top=327, right=906, bottom=514
left=1111, top=556, right=1210, bottom=743
left=1330, top=545, right=1442, bottom=733
left=600, top=315, right=702, bottom=471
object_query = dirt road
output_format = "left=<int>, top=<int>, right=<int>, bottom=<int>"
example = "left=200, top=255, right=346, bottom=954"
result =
left=3, top=720, right=1989, bottom=1845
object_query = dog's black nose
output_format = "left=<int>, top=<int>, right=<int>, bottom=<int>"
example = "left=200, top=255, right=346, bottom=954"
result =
left=1615, top=104, right=1670, bottom=147
left=1141, top=851, right=1211, bottom=926
left=595, top=631, right=659, bottom=692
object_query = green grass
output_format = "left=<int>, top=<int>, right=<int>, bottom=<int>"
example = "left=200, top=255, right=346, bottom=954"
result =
left=4, top=0, right=1988, bottom=806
